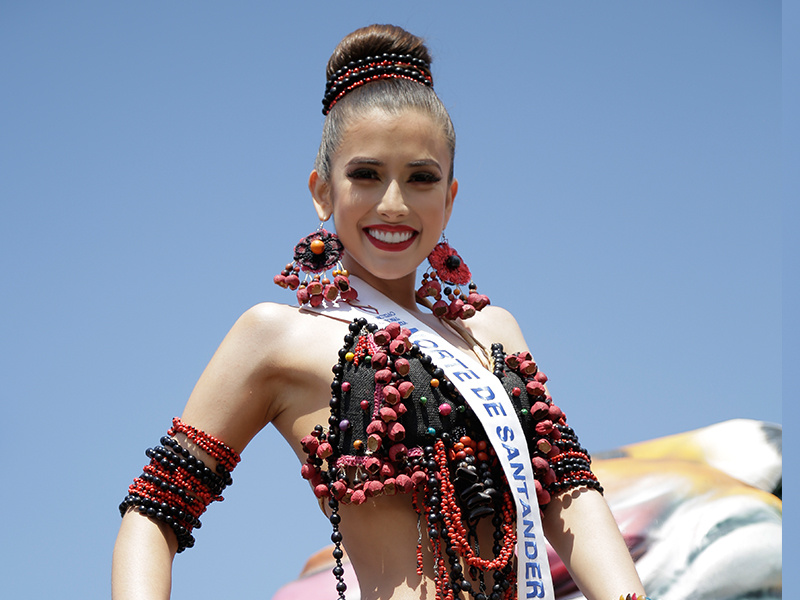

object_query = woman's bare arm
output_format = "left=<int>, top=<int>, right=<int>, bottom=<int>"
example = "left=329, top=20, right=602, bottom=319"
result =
left=111, top=303, right=297, bottom=599
left=469, top=307, right=647, bottom=599
left=112, top=512, right=177, bottom=600
left=544, top=488, right=646, bottom=600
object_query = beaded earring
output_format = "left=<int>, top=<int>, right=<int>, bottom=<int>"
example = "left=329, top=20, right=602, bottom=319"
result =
left=417, top=236, right=490, bottom=320
left=274, top=224, right=358, bottom=307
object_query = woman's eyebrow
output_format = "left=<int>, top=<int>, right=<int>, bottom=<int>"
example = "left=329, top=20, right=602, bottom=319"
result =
left=346, top=157, right=384, bottom=166
left=408, top=159, right=442, bottom=171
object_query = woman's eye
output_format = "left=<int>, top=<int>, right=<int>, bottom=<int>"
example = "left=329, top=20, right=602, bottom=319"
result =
left=409, top=172, right=441, bottom=183
left=347, top=169, right=379, bottom=180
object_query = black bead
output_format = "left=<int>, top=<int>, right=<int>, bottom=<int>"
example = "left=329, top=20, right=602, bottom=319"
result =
left=445, top=255, right=461, bottom=270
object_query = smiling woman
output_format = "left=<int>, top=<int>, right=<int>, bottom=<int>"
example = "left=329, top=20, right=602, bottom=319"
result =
left=112, top=24, right=650, bottom=600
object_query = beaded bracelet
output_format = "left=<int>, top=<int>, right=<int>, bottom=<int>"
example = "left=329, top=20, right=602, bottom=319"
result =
left=620, top=594, right=652, bottom=600
left=120, top=419, right=240, bottom=552
left=168, top=418, right=241, bottom=474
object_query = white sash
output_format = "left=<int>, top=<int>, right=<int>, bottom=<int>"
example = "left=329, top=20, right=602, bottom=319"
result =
left=307, top=276, right=554, bottom=600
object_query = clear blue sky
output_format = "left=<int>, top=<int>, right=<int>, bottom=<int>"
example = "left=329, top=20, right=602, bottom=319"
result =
left=1, top=2, right=791, bottom=599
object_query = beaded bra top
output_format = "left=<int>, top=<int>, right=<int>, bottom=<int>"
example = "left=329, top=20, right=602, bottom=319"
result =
left=300, top=317, right=601, bottom=600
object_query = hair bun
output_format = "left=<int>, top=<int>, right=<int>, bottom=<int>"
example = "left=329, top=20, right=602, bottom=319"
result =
left=326, top=24, right=432, bottom=81
left=322, top=25, right=434, bottom=115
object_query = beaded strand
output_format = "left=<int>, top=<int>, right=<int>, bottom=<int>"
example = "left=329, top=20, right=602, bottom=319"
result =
left=322, top=53, right=433, bottom=115
left=120, top=421, right=240, bottom=552
left=168, top=417, right=241, bottom=474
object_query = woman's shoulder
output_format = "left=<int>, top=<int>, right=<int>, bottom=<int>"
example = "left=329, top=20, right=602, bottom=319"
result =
left=230, top=301, right=350, bottom=356
left=222, top=302, right=297, bottom=348
left=462, top=304, right=530, bottom=354
left=236, top=301, right=304, bottom=329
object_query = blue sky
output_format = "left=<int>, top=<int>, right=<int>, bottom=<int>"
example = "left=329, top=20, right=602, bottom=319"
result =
left=1, top=2, right=791, bottom=599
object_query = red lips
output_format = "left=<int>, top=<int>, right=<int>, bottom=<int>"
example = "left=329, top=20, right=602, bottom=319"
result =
left=363, top=224, right=419, bottom=252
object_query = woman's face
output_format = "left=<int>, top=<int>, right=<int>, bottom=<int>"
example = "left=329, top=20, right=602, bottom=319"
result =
left=310, top=108, right=457, bottom=284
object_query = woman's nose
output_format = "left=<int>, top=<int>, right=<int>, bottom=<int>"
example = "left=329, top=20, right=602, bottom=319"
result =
left=377, top=180, right=409, bottom=219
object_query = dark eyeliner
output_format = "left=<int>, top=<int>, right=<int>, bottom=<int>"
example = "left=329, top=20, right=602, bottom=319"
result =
left=410, top=172, right=441, bottom=183
left=347, top=168, right=379, bottom=180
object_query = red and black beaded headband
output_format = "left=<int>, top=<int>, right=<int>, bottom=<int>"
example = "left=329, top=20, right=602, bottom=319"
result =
left=322, top=53, right=433, bottom=115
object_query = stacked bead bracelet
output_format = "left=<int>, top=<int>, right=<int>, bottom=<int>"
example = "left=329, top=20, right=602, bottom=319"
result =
left=119, top=418, right=241, bottom=552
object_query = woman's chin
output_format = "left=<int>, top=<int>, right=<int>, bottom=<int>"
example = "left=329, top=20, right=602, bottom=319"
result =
left=344, top=260, right=418, bottom=285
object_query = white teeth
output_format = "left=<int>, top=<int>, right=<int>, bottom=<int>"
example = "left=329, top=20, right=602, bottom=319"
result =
left=367, top=228, right=413, bottom=244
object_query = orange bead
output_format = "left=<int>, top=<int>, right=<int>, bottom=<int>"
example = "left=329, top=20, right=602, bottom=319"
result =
left=430, top=378, right=440, bottom=388
left=310, top=239, right=325, bottom=254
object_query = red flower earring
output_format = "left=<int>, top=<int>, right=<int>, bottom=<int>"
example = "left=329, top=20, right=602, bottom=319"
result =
left=418, top=236, right=489, bottom=320
left=274, top=224, right=358, bottom=307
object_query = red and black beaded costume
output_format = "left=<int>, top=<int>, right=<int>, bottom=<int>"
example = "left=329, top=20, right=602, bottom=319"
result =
left=300, top=317, right=602, bottom=600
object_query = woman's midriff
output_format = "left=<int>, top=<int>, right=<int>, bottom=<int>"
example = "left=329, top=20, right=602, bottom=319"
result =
left=335, top=493, right=497, bottom=600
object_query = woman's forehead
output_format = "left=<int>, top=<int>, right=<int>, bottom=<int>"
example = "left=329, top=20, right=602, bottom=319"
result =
left=334, top=109, right=451, bottom=162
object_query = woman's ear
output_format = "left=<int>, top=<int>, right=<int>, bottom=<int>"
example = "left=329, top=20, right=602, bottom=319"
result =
left=442, top=178, right=458, bottom=229
left=309, top=170, right=333, bottom=221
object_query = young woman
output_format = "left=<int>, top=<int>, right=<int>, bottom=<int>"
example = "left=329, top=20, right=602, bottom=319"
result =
left=112, top=24, right=649, bottom=600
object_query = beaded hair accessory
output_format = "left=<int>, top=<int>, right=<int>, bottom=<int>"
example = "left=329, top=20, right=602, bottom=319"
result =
left=322, top=53, right=433, bottom=115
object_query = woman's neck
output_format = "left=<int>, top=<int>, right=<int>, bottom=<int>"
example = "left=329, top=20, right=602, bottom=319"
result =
left=344, top=262, right=420, bottom=313
left=343, top=261, right=491, bottom=368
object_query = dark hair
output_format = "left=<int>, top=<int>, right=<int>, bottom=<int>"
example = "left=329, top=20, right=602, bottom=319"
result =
left=314, top=24, right=456, bottom=181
